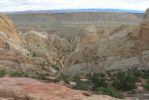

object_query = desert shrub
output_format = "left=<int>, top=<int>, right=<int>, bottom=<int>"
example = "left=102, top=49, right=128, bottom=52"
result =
left=112, top=71, right=137, bottom=91
left=10, top=70, right=29, bottom=77
left=130, top=89, right=137, bottom=94
left=132, top=69, right=142, bottom=77
left=141, top=70, right=149, bottom=79
left=89, top=73, right=107, bottom=91
left=33, top=71, right=48, bottom=80
left=72, top=75, right=88, bottom=90
left=127, top=68, right=149, bottom=79
left=96, top=87, right=123, bottom=99
left=0, top=69, right=7, bottom=77
left=128, top=69, right=149, bottom=79
left=143, top=83, right=149, bottom=90
left=143, top=80, right=149, bottom=90
left=55, top=74, right=70, bottom=84
left=10, top=70, right=48, bottom=80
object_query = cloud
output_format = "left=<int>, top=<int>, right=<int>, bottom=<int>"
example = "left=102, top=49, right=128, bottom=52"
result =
left=0, top=0, right=148, bottom=12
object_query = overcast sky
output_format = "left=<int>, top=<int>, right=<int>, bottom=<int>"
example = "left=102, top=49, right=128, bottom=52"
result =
left=0, top=0, right=149, bottom=12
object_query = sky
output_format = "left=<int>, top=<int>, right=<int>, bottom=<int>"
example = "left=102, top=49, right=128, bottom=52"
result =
left=0, top=0, right=149, bottom=12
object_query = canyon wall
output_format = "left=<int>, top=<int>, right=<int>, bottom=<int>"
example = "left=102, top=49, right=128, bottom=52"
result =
left=0, top=9, right=148, bottom=77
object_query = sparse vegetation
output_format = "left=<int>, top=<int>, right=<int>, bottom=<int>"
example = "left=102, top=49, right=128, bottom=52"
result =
left=10, top=70, right=28, bottom=77
left=9, top=69, right=48, bottom=80
left=112, top=70, right=137, bottom=91
left=0, top=68, right=148, bottom=99
left=89, top=73, right=107, bottom=91
left=72, top=75, right=88, bottom=90
left=96, top=87, right=123, bottom=99
left=0, top=69, right=7, bottom=77
left=141, top=70, right=149, bottom=79
left=55, top=74, right=70, bottom=84
left=55, top=69, right=149, bottom=99
left=143, top=80, right=149, bottom=90
left=143, top=83, right=149, bottom=90
left=33, top=71, right=48, bottom=80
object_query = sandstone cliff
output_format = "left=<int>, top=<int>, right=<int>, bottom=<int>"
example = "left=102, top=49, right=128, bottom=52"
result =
left=0, top=15, right=21, bottom=42
left=140, top=9, right=149, bottom=68
left=145, top=8, right=149, bottom=19
left=0, top=9, right=149, bottom=76
left=0, top=14, right=69, bottom=78
left=62, top=9, right=149, bottom=75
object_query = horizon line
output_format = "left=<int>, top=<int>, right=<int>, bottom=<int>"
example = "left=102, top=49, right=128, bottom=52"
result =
left=1, top=8, right=145, bottom=13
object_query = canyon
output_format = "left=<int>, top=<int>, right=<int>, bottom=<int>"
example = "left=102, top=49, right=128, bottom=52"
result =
left=0, top=8, right=148, bottom=100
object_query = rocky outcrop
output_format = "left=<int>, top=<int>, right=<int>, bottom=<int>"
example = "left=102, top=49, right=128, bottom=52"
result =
left=0, top=15, right=121, bottom=99
left=0, top=77, right=121, bottom=100
left=0, top=8, right=149, bottom=76
left=0, top=15, right=31, bottom=70
left=63, top=8, right=149, bottom=75
left=140, top=9, right=149, bottom=67
left=144, top=8, right=149, bottom=19
left=0, top=15, right=21, bottom=42
left=0, top=15, right=68, bottom=77
left=63, top=25, right=142, bottom=75
left=0, top=10, right=148, bottom=100
left=50, top=34, right=70, bottom=52
left=22, top=31, right=57, bottom=66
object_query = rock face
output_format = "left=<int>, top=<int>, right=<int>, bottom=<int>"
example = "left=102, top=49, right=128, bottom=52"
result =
left=0, top=10, right=148, bottom=100
left=0, top=14, right=69, bottom=77
left=140, top=9, right=149, bottom=68
left=0, top=8, right=149, bottom=76
left=8, top=12, right=142, bottom=32
left=63, top=9, right=149, bottom=75
left=0, top=77, right=121, bottom=100
left=145, top=8, right=149, bottom=19
left=0, top=15, right=21, bottom=42
left=0, top=14, right=30, bottom=70
left=63, top=25, right=142, bottom=75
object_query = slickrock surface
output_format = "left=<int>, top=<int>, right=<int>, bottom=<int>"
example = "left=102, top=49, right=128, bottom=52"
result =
left=0, top=77, right=121, bottom=100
